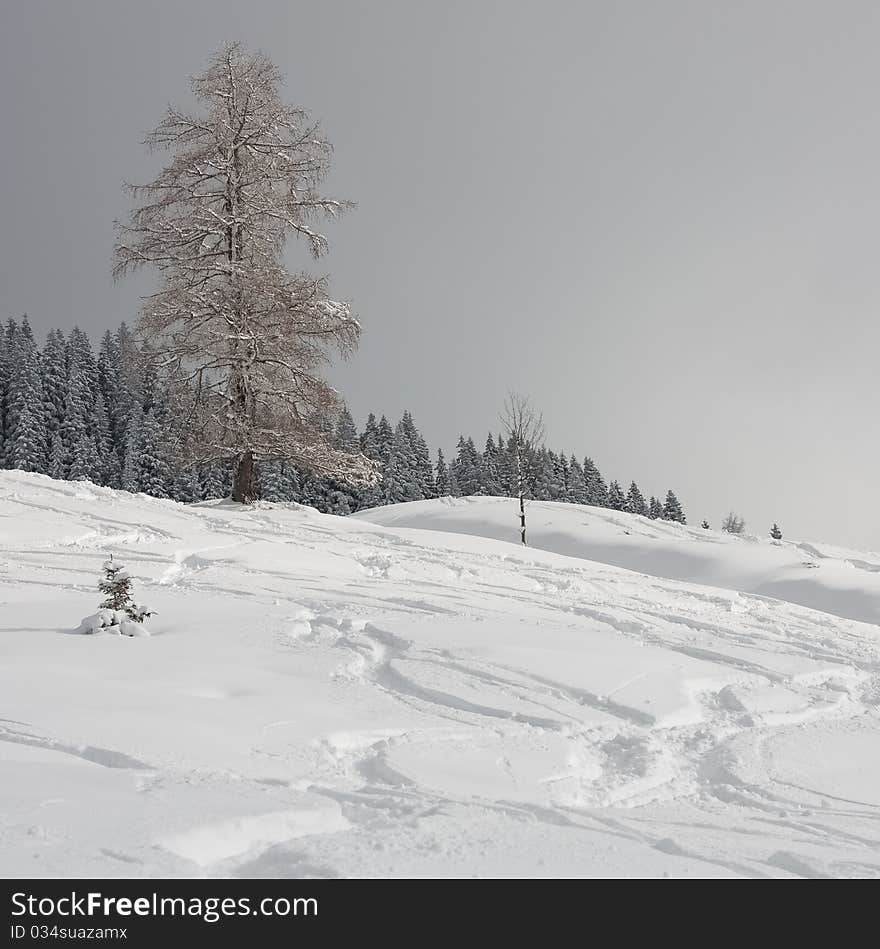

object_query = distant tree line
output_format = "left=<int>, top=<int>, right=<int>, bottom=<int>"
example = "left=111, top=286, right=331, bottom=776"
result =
left=0, top=317, right=688, bottom=521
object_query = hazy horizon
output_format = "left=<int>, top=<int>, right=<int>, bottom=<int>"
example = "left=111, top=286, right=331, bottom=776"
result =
left=3, top=1, right=879, bottom=549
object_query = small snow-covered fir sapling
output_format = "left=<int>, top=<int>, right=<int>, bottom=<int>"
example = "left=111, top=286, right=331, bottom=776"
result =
left=770, top=523, right=783, bottom=541
left=76, top=556, right=153, bottom=636
left=99, top=556, right=133, bottom=612
left=701, top=520, right=710, bottom=529
left=99, top=556, right=154, bottom=620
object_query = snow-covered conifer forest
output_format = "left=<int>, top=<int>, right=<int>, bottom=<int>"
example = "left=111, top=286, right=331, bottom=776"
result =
left=0, top=316, right=687, bottom=522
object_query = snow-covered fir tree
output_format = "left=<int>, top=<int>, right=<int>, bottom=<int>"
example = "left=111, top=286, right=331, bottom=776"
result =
left=583, top=457, right=607, bottom=506
left=382, top=418, right=422, bottom=504
left=435, top=448, right=450, bottom=496
left=137, top=406, right=173, bottom=498
left=42, top=328, right=68, bottom=442
left=96, top=556, right=151, bottom=626
left=376, top=416, right=394, bottom=465
left=99, top=557, right=134, bottom=613
left=112, top=323, right=142, bottom=470
left=663, top=490, right=686, bottom=524
left=172, top=467, right=203, bottom=504
left=3, top=319, right=48, bottom=473
left=47, top=431, right=65, bottom=480
left=568, top=456, right=587, bottom=504
left=495, top=435, right=515, bottom=496
left=93, top=391, right=118, bottom=487
left=402, top=411, right=435, bottom=500
left=481, top=435, right=502, bottom=496
left=325, top=489, right=353, bottom=515
left=451, top=436, right=482, bottom=496
left=447, top=465, right=461, bottom=497
left=121, top=405, right=144, bottom=493
left=606, top=480, right=626, bottom=511
left=334, top=407, right=359, bottom=453
left=61, top=328, right=101, bottom=481
left=360, top=413, right=380, bottom=460
left=201, top=462, right=229, bottom=500
left=258, top=460, right=286, bottom=502
left=625, top=481, right=648, bottom=517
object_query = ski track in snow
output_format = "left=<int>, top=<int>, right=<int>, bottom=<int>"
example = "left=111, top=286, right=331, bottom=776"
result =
left=2, top=474, right=880, bottom=878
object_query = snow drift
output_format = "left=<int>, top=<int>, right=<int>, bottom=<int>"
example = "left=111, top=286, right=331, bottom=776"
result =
left=75, top=609, right=150, bottom=637
left=357, top=496, right=880, bottom=627
left=2, top=471, right=880, bottom=879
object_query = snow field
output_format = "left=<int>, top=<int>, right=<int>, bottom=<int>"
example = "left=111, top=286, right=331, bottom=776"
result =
left=2, top=473, right=880, bottom=878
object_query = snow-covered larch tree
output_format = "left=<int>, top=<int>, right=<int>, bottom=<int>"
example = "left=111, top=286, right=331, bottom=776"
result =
left=113, top=42, right=374, bottom=502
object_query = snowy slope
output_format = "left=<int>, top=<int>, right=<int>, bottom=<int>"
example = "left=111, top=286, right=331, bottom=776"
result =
left=357, top=496, right=880, bottom=627
left=2, top=472, right=880, bottom=879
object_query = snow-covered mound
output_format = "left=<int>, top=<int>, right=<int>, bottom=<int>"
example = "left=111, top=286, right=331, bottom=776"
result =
left=75, top=609, right=150, bottom=637
left=2, top=471, right=880, bottom=879
left=356, top=497, right=880, bottom=626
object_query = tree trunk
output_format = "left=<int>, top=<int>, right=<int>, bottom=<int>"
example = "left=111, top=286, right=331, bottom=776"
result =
left=516, top=449, right=527, bottom=545
left=231, top=450, right=256, bottom=503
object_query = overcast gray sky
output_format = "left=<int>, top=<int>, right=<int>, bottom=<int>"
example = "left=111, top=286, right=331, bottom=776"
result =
left=2, top=1, right=878, bottom=549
